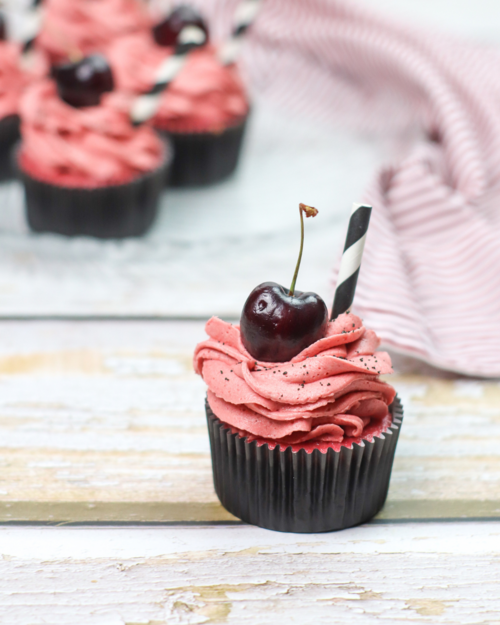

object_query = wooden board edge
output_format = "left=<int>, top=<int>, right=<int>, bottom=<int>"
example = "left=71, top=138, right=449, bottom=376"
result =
left=0, top=500, right=499, bottom=524
left=0, top=502, right=238, bottom=524
left=376, top=499, right=500, bottom=521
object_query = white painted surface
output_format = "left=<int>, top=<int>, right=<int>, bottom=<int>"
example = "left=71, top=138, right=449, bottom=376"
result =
left=1, top=524, right=500, bottom=624
left=359, top=0, right=500, bottom=43
left=1, top=522, right=499, bottom=558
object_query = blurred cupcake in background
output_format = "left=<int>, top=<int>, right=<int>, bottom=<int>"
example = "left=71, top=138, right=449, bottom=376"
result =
left=0, top=12, right=47, bottom=182
left=16, top=54, right=171, bottom=239
left=108, top=5, right=250, bottom=186
left=36, top=0, right=152, bottom=64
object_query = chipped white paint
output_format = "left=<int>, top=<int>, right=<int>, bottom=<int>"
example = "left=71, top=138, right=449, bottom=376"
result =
left=1, top=524, right=500, bottom=624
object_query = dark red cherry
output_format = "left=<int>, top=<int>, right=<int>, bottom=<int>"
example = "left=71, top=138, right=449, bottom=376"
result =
left=153, top=5, right=208, bottom=47
left=53, top=54, right=114, bottom=108
left=240, top=204, right=328, bottom=362
left=241, top=282, right=328, bottom=362
left=0, top=13, right=6, bottom=41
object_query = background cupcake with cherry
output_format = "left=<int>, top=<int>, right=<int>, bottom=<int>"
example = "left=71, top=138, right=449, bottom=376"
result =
left=17, top=53, right=171, bottom=238
left=108, top=3, right=256, bottom=186
left=194, top=203, right=403, bottom=532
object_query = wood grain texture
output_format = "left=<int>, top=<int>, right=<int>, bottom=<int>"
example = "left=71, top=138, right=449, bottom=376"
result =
left=1, top=523, right=500, bottom=624
left=0, top=320, right=498, bottom=522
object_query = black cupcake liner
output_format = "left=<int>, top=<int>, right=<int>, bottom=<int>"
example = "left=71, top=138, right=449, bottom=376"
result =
left=207, top=395, right=403, bottom=533
left=16, top=137, right=172, bottom=239
left=0, top=115, right=20, bottom=183
left=158, top=115, right=248, bottom=187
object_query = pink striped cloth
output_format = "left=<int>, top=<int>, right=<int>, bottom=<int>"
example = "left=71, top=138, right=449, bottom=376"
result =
left=196, top=0, right=500, bottom=377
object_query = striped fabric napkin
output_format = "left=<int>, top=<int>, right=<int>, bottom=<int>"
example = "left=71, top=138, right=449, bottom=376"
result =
left=199, top=0, right=500, bottom=377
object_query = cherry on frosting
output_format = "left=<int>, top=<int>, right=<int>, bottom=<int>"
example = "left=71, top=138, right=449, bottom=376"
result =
left=240, top=204, right=329, bottom=362
left=241, top=282, right=329, bottom=362
left=52, top=54, right=114, bottom=108
left=153, top=5, right=209, bottom=48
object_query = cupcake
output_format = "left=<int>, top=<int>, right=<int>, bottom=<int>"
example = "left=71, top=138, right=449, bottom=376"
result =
left=108, top=6, right=250, bottom=186
left=16, top=55, right=171, bottom=238
left=36, top=0, right=151, bottom=65
left=193, top=204, right=403, bottom=532
left=0, top=14, right=47, bottom=181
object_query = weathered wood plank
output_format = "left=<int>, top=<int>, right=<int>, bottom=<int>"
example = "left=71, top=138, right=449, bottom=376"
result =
left=0, top=321, right=498, bottom=522
left=1, top=523, right=500, bottom=623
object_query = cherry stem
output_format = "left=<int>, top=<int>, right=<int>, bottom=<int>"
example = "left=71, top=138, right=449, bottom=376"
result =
left=289, top=203, right=318, bottom=296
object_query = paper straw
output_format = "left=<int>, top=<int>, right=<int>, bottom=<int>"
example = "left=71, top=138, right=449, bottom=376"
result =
left=130, top=22, right=207, bottom=125
left=331, top=203, right=372, bottom=320
left=219, top=0, right=262, bottom=66
left=21, top=0, right=43, bottom=53
left=131, top=0, right=262, bottom=124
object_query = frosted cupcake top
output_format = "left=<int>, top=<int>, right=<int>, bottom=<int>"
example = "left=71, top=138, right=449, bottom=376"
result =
left=194, top=313, right=396, bottom=453
left=37, top=0, right=151, bottom=63
left=108, top=34, right=249, bottom=133
left=18, top=79, right=165, bottom=188
left=0, top=41, right=47, bottom=119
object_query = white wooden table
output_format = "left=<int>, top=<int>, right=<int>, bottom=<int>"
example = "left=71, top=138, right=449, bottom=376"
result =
left=0, top=320, right=499, bottom=623
left=1, top=0, right=500, bottom=622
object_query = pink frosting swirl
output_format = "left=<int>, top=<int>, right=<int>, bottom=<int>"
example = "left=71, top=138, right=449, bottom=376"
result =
left=108, top=34, right=249, bottom=132
left=19, top=79, right=165, bottom=188
left=194, top=314, right=397, bottom=453
left=37, top=0, right=151, bottom=63
left=0, top=41, right=47, bottom=119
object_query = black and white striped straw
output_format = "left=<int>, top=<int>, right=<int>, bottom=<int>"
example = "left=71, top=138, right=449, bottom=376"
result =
left=130, top=22, right=207, bottom=125
left=219, top=0, right=262, bottom=66
left=20, top=0, right=43, bottom=54
left=331, top=203, right=372, bottom=320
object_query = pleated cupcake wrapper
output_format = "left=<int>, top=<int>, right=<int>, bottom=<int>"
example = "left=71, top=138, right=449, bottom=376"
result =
left=0, top=115, right=20, bottom=183
left=207, top=395, right=403, bottom=533
left=157, top=114, right=248, bottom=187
left=15, top=136, right=172, bottom=239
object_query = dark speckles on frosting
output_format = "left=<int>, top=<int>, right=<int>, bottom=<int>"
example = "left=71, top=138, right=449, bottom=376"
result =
left=194, top=313, right=396, bottom=448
